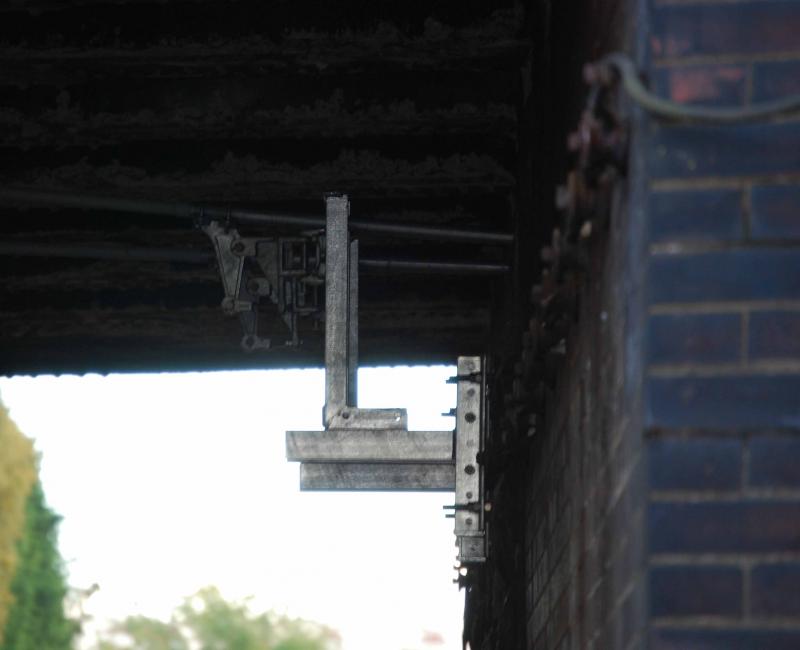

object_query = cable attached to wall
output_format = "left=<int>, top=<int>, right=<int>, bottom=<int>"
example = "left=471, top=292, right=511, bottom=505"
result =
left=587, top=52, right=800, bottom=124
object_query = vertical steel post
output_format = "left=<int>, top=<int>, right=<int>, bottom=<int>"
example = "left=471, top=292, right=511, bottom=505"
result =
left=348, top=239, right=359, bottom=407
left=324, top=194, right=350, bottom=426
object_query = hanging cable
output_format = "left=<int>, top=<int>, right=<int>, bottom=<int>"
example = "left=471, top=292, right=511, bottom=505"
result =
left=587, top=53, right=800, bottom=124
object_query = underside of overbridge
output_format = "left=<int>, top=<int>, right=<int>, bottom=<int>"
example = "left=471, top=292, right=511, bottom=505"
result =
left=0, top=0, right=620, bottom=376
left=1, top=2, right=629, bottom=646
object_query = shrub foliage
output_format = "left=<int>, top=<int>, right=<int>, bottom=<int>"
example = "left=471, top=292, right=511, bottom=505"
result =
left=0, top=404, right=36, bottom=642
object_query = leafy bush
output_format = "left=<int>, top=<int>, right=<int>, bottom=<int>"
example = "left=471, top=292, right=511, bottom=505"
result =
left=0, top=404, right=36, bottom=642
left=95, top=587, right=341, bottom=650
left=1, top=481, right=78, bottom=650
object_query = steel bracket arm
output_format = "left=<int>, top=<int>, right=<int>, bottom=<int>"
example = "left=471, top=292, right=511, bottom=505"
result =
left=284, top=193, right=487, bottom=565
left=322, top=194, right=407, bottom=430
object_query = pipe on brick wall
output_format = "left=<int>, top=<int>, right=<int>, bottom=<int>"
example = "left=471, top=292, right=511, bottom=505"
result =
left=588, top=53, right=800, bottom=124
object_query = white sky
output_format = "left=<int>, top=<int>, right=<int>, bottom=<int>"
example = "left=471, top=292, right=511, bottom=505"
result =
left=0, top=366, right=464, bottom=650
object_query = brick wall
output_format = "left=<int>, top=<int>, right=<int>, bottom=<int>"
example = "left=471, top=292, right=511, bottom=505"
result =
left=466, top=200, right=649, bottom=650
left=463, top=1, right=644, bottom=648
left=524, top=212, right=648, bottom=650
left=465, top=1, right=800, bottom=648
left=642, top=0, right=800, bottom=648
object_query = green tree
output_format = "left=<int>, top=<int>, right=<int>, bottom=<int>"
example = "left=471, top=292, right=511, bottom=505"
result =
left=0, top=402, right=37, bottom=643
left=178, top=587, right=273, bottom=649
left=1, top=481, right=77, bottom=650
left=98, top=616, right=188, bottom=650
left=95, top=587, right=340, bottom=650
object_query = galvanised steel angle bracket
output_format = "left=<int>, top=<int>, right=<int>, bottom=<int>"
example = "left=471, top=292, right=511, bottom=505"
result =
left=284, top=194, right=487, bottom=564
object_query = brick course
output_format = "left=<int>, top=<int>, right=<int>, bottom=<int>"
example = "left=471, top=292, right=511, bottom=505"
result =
left=650, top=628, right=800, bottom=650
left=649, top=437, right=741, bottom=491
left=652, top=65, right=747, bottom=107
left=751, top=186, right=800, bottom=241
left=748, top=310, right=800, bottom=359
left=649, top=250, right=800, bottom=303
left=753, top=61, right=800, bottom=101
left=749, top=435, right=800, bottom=488
left=650, top=500, right=800, bottom=554
left=650, top=565, right=743, bottom=618
left=647, top=313, right=741, bottom=365
left=647, top=375, right=800, bottom=429
left=648, top=189, right=743, bottom=242
left=650, top=1, right=800, bottom=59
left=751, top=563, right=800, bottom=617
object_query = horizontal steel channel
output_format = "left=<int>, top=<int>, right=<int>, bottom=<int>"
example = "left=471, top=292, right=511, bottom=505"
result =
left=299, top=462, right=455, bottom=491
left=0, top=187, right=514, bottom=245
left=0, top=240, right=508, bottom=274
left=287, top=429, right=454, bottom=463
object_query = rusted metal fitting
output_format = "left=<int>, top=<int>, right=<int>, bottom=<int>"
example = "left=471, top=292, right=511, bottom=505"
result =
left=583, top=61, right=616, bottom=87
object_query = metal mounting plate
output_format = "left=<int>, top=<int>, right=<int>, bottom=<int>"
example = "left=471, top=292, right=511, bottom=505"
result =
left=453, top=356, right=486, bottom=563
